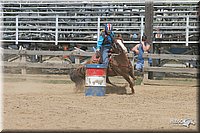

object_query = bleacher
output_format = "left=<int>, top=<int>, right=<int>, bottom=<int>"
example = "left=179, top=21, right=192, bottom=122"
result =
left=1, top=0, right=199, bottom=51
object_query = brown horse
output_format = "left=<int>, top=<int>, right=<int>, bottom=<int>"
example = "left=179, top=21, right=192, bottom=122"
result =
left=69, top=38, right=136, bottom=94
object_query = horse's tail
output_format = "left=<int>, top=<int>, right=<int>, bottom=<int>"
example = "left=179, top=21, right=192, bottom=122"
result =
left=69, top=65, right=86, bottom=83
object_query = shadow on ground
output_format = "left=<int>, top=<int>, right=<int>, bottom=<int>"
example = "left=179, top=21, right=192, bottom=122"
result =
left=105, top=84, right=127, bottom=95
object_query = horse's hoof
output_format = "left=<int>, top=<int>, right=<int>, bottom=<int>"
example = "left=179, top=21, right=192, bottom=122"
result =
left=127, top=92, right=135, bottom=95
left=131, top=89, right=135, bottom=94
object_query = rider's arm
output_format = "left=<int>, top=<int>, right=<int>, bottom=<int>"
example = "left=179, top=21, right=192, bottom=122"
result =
left=96, top=35, right=104, bottom=51
left=131, top=44, right=139, bottom=54
left=111, top=31, right=115, bottom=37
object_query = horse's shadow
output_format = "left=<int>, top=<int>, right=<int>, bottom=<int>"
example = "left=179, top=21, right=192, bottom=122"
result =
left=105, top=84, right=127, bottom=95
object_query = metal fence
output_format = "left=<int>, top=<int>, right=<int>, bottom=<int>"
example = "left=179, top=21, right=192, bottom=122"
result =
left=1, top=0, right=199, bottom=47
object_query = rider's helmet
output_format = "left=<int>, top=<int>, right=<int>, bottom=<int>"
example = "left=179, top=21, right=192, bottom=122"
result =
left=105, top=23, right=113, bottom=35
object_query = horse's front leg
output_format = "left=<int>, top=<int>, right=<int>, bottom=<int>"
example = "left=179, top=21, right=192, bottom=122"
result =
left=121, top=74, right=135, bottom=94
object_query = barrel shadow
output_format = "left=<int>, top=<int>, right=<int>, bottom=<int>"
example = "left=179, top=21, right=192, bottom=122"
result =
left=105, top=84, right=127, bottom=95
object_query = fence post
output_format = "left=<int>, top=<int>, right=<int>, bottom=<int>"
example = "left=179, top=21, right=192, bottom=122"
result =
left=97, top=16, right=100, bottom=42
left=145, top=0, right=154, bottom=79
left=186, top=15, right=189, bottom=46
left=75, top=57, right=80, bottom=64
left=16, top=16, right=18, bottom=45
left=55, top=15, right=58, bottom=45
left=21, top=49, right=26, bottom=75
left=75, top=49, right=80, bottom=64
left=140, top=16, right=144, bottom=40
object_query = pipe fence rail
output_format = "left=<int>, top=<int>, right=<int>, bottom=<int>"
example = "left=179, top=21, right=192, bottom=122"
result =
left=1, top=1, right=199, bottom=47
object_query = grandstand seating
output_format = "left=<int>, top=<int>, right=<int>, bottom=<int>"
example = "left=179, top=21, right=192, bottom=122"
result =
left=1, top=0, right=199, bottom=50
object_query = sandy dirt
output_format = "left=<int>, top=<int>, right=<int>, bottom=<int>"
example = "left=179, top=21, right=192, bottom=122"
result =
left=3, top=74, right=198, bottom=131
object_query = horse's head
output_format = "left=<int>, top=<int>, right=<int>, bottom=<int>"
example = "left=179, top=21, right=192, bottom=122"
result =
left=111, top=38, right=127, bottom=55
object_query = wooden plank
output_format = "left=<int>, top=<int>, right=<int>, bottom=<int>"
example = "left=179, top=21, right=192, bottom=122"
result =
left=152, top=41, right=198, bottom=44
left=3, top=49, right=95, bottom=56
left=3, top=49, right=136, bottom=58
left=3, top=62, right=81, bottom=69
left=3, top=49, right=20, bottom=55
left=8, top=55, right=20, bottom=62
left=143, top=53, right=199, bottom=60
left=144, top=66, right=199, bottom=74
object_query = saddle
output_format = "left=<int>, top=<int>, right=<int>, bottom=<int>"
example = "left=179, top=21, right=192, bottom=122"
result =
left=91, top=52, right=101, bottom=64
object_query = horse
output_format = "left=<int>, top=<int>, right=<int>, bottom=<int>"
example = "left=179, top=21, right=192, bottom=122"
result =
left=69, top=37, right=136, bottom=94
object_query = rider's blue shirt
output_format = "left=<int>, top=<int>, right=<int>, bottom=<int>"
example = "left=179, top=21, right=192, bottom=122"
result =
left=97, top=31, right=114, bottom=50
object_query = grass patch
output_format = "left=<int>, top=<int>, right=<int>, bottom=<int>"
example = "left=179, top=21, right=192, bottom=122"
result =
left=135, top=76, right=143, bottom=85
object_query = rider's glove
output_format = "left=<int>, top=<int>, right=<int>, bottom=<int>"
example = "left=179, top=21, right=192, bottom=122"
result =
left=95, top=49, right=101, bottom=58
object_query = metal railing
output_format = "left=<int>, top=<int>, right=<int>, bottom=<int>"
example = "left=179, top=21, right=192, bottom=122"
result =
left=1, top=1, right=199, bottom=47
left=2, top=15, right=198, bottom=45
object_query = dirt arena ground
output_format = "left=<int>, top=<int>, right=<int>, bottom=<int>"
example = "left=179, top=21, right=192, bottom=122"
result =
left=3, top=74, right=198, bottom=131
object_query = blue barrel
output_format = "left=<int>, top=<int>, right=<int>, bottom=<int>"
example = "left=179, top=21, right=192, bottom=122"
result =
left=85, top=64, right=107, bottom=96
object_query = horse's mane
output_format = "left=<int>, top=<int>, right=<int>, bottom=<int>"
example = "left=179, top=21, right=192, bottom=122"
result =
left=111, top=38, right=127, bottom=56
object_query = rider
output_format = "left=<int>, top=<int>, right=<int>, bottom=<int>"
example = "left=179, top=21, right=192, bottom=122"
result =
left=96, top=23, right=115, bottom=67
